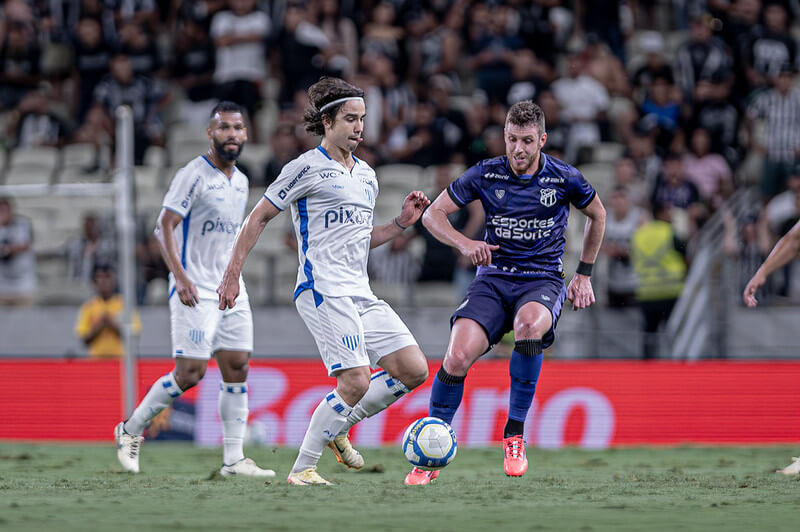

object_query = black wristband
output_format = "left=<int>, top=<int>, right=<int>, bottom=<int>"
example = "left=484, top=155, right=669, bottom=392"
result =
left=393, top=217, right=408, bottom=230
left=576, top=261, right=593, bottom=276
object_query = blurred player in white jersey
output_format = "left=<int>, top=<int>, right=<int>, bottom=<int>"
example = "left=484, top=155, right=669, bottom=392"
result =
left=218, top=77, right=431, bottom=485
left=744, top=218, right=800, bottom=475
left=114, top=101, right=274, bottom=478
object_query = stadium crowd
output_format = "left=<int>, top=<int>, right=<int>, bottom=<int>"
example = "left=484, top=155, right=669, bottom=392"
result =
left=1, top=0, right=800, bottom=319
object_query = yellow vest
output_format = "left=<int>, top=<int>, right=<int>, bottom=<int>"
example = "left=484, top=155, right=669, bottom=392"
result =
left=631, top=220, right=686, bottom=301
left=74, top=295, right=141, bottom=358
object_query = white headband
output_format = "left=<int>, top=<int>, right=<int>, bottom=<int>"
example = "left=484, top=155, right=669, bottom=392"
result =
left=319, top=96, right=364, bottom=112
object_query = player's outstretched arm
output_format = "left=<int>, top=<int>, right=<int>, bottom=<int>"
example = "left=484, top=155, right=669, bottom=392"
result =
left=155, top=208, right=200, bottom=307
left=744, top=218, right=800, bottom=307
left=422, top=190, right=498, bottom=266
left=567, top=195, right=606, bottom=310
left=369, top=190, right=430, bottom=249
left=218, top=197, right=280, bottom=309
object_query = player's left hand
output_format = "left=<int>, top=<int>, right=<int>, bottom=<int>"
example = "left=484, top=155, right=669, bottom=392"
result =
left=567, top=273, right=595, bottom=310
left=397, top=191, right=430, bottom=228
left=217, top=268, right=240, bottom=310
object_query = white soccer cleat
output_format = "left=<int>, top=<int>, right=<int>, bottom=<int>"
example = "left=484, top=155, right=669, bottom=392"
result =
left=114, top=422, right=143, bottom=474
left=328, top=434, right=365, bottom=469
left=287, top=467, right=333, bottom=485
left=220, top=457, right=276, bottom=478
left=776, top=457, right=800, bottom=475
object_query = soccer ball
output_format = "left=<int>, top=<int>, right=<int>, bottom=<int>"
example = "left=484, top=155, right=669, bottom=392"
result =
left=402, top=417, right=457, bottom=470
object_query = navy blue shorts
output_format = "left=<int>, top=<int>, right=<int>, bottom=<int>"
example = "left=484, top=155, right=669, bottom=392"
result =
left=451, top=273, right=567, bottom=350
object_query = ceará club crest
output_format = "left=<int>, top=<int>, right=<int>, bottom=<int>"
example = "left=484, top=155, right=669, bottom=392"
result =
left=539, top=188, right=557, bottom=207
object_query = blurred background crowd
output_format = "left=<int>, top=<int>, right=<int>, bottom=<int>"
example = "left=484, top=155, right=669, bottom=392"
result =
left=2, top=0, right=800, bottom=358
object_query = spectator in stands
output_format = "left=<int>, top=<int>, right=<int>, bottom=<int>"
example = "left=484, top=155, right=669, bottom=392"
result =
left=105, top=0, right=159, bottom=35
left=625, top=120, right=662, bottom=195
left=263, top=122, right=302, bottom=187
left=651, top=152, right=705, bottom=238
left=467, top=2, right=523, bottom=103
left=0, top=197, right=36, bottom=306
left=743, top=2, right=796, bottom=93
left=603, top=185, right=646, bottom=308
left=506, top=49, right=550, bottom=106
left=428, top=74, right=469, bottom=165
left=577, top=0, right=627, bottom=62
left=71, top=16, right=111, bottom=123
left=276, top=1, right=329, bottom=109
left=317, top=0, right=359, bottom=80
left=367, top=52, right=416, bottom=153
left=683, top=127, right=734, bottom=209
left=551, top=52, right=610, bottom=163
left=674, top=12, right=732, bottom=104
left=691, top=75, right=742, bottom=166
left=640, top=73, right=681, bottom=151
left=389, top=100, right=443, bottom=167
left=0, top=20, right=41, bottom=111
left=172, top=17, right=217, bottom=124
left=536, top=89, right=570, bottom=161
left=5, top=87, right=73, bottom=148
left=117, top=20, right=162, bottom=77
left=615, top=156, right=649, bottom=207
left=632, top=31, right=675, bottom=105
left=359, top=1, right=404, bottom=70
left=74, top=53, right=166, bottom=164
left=406, top=7, right=461, bottom=88
left=74, top=264, right=141, bottom=358
left=136, top=226, right=168, bottom=305
left=632, top=202, right=687, bottom=359
left=724, top=209, right=773, bottom=304
left=66, top=213, right=117, bottom=284
left=746, top=62, right=800, bottom=199
left=210, top=0, right=270, bottom=127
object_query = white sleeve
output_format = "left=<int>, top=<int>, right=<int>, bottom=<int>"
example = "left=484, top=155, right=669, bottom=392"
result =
left=209, top=12, right=229, bottom=40
left=264, top=157, right=318, bottom=211
left=163, top=166, right=202, bottom=218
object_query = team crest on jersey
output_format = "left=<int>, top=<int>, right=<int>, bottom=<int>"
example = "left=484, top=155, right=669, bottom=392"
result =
left=342, top=335, right=360, bottom=351
left=539, top=188, right=557, bottom=207
left=494, top=189, right=506, bottom=199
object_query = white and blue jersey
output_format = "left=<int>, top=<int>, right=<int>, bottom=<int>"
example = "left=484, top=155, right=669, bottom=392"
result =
left=162, top=155, right=250, bottom=300
left=264, top=146, right=379, bottom=301
left=448, top=153, right=596, bottom=279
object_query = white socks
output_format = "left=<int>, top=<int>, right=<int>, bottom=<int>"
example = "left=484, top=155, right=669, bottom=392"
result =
left=219, top=382, right=249, bottom=466
left=123, top=372, right=183, bottom=436
left=342, top=370, right=410, bottom=432
left=291, top=389, right=353, bottom=473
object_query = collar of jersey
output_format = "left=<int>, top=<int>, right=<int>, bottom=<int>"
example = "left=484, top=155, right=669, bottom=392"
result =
left=506, top=152, right=547, bottom=182
left=201, top=154, right=237, bottom=179
left=317, top=145, right=359, bottom=166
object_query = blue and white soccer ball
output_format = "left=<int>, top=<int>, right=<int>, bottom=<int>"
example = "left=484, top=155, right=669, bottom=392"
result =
left=402, top=417, right=457, bottom=470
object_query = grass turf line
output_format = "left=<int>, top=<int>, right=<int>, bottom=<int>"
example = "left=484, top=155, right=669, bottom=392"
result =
left=1, top=443, right=799, bottom=531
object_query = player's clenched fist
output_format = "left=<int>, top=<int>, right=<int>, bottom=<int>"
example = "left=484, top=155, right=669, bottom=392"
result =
left=217, top=269, right=240, bottom=310
left=567, top=274, right=595, bottom=310
left=459, top=239, right=500, bottom=266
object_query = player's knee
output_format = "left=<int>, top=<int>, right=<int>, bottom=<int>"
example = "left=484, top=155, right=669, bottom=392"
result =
left=337, top=370, right=370, bottom=404
left=514, top=321, right=546, bottom=341
left=444, top=348, right=473, bottom=376
left=174, top=366, right=205, bottom=390
left=401, top=363, right=428, bottom=390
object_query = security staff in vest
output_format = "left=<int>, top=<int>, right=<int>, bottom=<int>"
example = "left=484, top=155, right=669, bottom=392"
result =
left=631, top=202, right=687, bottom=359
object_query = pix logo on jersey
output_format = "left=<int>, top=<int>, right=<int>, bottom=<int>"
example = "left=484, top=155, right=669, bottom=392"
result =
left=278, top=165, right=311, bottom=199
left=181, top=176, right=201, bottom=209
left=201, top=217, right=241, bottom=235
left=324, top=206, right=372, bottom=228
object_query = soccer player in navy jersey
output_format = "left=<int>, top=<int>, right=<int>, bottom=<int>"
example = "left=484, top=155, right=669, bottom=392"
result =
left=405, top=100, right=606, bottom=484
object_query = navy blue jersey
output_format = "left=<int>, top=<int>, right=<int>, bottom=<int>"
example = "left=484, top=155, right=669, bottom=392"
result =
left=448, top=153, right=596, bottom=278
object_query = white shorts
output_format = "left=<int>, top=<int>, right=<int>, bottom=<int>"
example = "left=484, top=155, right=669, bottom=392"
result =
left=295, top=290, right=418, bottom=376
left=169, top=296, right=253, bottom=359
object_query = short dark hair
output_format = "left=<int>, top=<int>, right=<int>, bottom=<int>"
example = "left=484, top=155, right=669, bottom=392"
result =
left=210, top=101, right=244, bottom=119
left=506, top=100, right=546, bottom=135
left=302, top=77, right=365, bottom=136
left=92, top=263, right=115, bottom=279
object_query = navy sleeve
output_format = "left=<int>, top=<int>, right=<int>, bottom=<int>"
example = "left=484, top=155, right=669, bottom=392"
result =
left=447, top=164, right=482, bottom=208
left=567, top=166, right=596, bottom=209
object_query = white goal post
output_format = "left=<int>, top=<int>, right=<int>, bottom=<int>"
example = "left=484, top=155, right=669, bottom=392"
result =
left=0, top=106, right=139, bottom=417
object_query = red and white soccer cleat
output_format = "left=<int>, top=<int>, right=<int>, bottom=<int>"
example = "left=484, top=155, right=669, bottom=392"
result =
left=404, top=467, right=441, bottom=485
left=503, top=435, right=528, bottom=477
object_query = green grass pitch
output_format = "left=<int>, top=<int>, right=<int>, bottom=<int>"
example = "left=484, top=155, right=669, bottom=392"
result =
left=1, top=443, right=799, bottom=531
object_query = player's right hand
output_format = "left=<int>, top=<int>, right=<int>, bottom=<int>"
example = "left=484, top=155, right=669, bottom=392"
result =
left=459, top=239, right=500, bottom=266
left=175, top=276, right=199, bottom=307
left=743, top=272, right=765, bottom=308
left=217, top=269, right=239, bottom=310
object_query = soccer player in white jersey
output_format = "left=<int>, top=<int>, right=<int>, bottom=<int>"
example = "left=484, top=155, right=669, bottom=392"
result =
left=114, top=101, right=274, bottom=478
left=218, top=77, right=431, bottom=485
